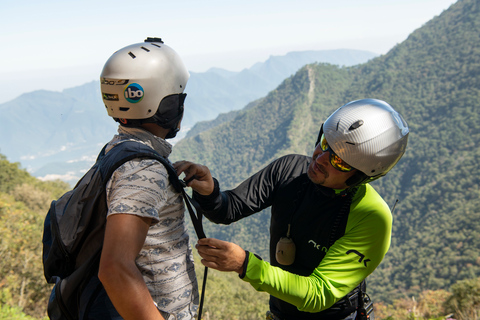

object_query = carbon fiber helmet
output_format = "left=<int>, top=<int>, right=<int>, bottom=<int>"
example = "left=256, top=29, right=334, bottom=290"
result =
left=100, top=37, right=189, bottom=138
left=317, top=99, right=409, bottom=185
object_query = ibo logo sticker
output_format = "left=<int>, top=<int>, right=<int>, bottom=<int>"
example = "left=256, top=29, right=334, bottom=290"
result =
left=124, top=83, right=144, bottom=103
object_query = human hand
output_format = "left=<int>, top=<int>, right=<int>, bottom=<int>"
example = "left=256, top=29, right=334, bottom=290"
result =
left=196, top=238, right=247, bottom=274
left=173, top=160, right=214, bottom=196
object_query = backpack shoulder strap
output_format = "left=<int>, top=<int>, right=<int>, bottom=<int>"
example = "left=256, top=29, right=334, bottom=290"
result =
left=97, top=141, right=184, bottom=192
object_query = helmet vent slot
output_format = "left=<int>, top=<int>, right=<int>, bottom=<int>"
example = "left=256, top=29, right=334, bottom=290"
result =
left=141, top=46, right=150, bottom=52
left=151, top=43, right=162, bottom=48
left=128, top=52, right=136, bottom=59
left=119, top=107, right=130, bottom=112
left=349, top=120, right=364, bottom=130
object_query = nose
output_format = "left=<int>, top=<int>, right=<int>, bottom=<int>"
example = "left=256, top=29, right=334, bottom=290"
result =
left=314, top=145, right=330, bottom=164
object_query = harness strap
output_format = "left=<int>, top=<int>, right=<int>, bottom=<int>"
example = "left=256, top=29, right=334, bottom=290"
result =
left=178, top=188, right=208, bottom=319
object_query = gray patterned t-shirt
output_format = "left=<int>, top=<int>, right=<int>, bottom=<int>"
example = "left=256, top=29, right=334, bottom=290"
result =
left=105, top=126, right=198, bottom=320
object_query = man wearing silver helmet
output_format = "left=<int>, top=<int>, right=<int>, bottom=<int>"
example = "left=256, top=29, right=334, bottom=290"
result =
left=174, top=99, right=409, bottom=320
left=94, top=38, right=198, bottom=320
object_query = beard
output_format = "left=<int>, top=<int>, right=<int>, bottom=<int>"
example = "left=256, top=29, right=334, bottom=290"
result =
left=307, top=161, right=328, bottom=185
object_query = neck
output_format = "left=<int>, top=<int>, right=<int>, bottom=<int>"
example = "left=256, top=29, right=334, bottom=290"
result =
left=140, top=123, right=170, bottom=139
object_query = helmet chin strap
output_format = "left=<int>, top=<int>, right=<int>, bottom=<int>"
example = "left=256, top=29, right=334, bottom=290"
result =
left=345, top=172, right=368, bottom=187
left=346, top=171, right=386, bottom=187
left=315, top=123, right=324, bottom=147
left=165, top=126, right=180, bottom=139
left=157, top=111, right=183, bottom=139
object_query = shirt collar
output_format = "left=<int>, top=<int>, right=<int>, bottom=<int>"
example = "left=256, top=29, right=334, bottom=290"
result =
left=107, top=125, right=173, bottom=158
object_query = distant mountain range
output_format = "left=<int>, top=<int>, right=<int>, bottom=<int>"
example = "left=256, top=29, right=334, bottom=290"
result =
left=0, top=49, right=376, bottom=184
left=185, top=49, right=377, bottom=128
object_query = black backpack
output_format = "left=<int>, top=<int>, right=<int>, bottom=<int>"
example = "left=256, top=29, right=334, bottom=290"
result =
left=42, top=141, right=197, bottom=320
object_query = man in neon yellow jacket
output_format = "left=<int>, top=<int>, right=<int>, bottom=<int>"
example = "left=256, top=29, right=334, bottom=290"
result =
left=175, top=99, right=409, bottom=320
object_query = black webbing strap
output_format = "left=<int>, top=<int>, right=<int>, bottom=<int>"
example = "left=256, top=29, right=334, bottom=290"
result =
left=178, top=186, right=208, bottom=320
left=179, top=188, right=206, bottom=239
left=356, top=287, right=367, bottom=320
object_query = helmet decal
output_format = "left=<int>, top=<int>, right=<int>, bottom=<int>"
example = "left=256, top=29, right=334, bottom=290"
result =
left=124, top=83, right=144, bottom=103
left=101, top=78, right=129, bottom=86
left=102, top=93, right=119, bottom=101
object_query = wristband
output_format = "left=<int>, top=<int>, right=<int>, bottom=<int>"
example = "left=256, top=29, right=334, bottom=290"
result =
left=239, top=250, right=249, bottom=279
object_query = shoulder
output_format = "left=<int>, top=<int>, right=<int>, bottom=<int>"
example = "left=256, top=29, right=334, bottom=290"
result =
left=276, top=154, right=310, bottom=165
left=113, top=158, right=169, bottom=180
left=105, top=159, right=180, bottom=220
left=348, top=184, right=392, bottom=231
left=107, top=159, right=173, bottom=198
left=268, top=154, right=310, bottom=174
left=338, top=184, right=392, bottom=267
left=352, top=184, right=391, bottom=216
left=249, top=154, right=310, bottom=188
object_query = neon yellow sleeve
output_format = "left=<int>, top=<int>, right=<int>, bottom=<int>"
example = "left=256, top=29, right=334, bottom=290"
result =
left=242, top=184, right=392, bottom=312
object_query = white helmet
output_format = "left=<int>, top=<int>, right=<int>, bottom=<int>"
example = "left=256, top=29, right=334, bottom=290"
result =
left=100, top=37, right=189, bottom=137
left=320, top=99, right=409, bottom=184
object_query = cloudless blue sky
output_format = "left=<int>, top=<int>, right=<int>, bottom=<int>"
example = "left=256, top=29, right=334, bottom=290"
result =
left=0, top=0, right=457, bottom=103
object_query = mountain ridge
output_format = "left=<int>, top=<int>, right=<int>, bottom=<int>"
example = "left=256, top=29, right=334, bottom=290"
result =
left=171, top=0, right=479, bottom=303
left=0, top=49, right=376, bottom=185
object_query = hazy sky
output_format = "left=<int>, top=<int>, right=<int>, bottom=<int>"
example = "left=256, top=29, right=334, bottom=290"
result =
left=0, top=0, right=457, bottom=104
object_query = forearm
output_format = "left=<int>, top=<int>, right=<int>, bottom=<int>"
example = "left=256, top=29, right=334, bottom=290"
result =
left=242, top=253, right=338, bottom=312
left=99, top=261, right=164, bottom=320
left=193, top=175, right=274, bottom=224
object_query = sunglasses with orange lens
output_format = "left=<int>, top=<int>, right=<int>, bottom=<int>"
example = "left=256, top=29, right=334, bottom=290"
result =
left=319, top=134, right=354, bottom=172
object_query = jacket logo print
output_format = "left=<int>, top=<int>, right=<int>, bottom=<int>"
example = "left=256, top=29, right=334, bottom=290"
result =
left=346, top=250, right=371, bottom=267
left=308, top=240, right=328, bottom=253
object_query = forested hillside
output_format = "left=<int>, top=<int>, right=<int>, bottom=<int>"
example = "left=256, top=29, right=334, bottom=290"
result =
left=172, top=0, right=480, bottom=304
left=3, top=0, right=480, bottom=318
left=0, top=155, right=69, bottom=317
left=2, top=152, right=480, bottom=319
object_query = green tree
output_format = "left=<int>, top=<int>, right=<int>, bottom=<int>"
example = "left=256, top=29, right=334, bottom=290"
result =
left=444, top=277, right=480, bottom=320
left=0, top=193, right=52, bottom=317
